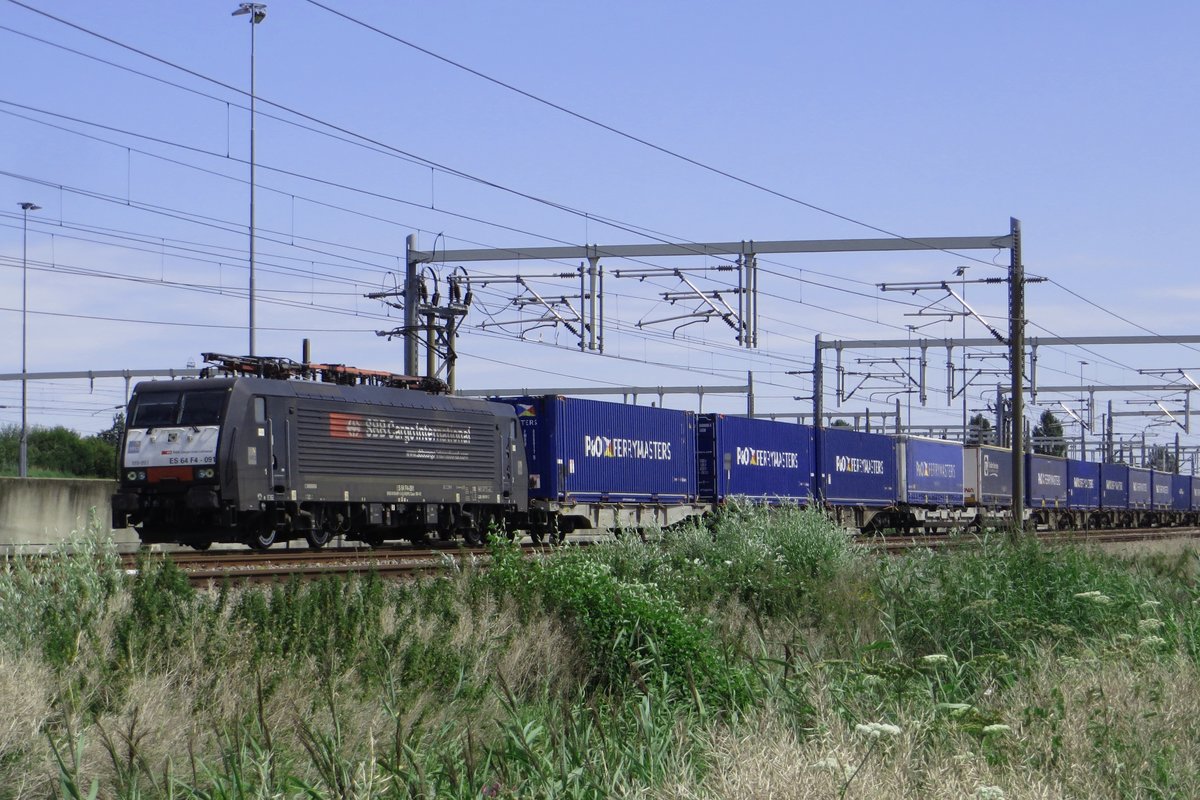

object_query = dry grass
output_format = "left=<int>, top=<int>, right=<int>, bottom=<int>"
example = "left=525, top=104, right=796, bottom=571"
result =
left=660, top=716, right=1063, bottom=799
left=1012, top=648, right=1200, bottom=798
left=0, top=649, right=54, bottom=798
left=658, top=640, right=1200, bottom=800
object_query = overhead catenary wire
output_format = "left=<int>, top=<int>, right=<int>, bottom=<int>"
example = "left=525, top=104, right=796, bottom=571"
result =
left=3, top=2, right=1193, bottom=444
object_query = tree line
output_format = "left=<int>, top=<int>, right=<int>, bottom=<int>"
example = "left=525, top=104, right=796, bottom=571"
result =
left=0, top=414, right=124, bottom=479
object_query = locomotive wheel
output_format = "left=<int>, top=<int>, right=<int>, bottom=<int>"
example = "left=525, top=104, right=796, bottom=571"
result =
left=462, top=527, right=485, bottom=547
left=305, top=526, right=332, bottom=550
left=190, top=541, right=212, bottom=551
left=529, top=529, right=545, bottom=545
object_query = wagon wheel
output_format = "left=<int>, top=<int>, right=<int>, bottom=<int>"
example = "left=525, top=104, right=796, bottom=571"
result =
left=247, top=529, right=276, bottom=550
left=462, top=526, right=485, bottom=547
left=528, top=529, right=545, bottom=546
left=190, top=540, right=212, bottom=551
left=305, top=526, right=332, bottom=550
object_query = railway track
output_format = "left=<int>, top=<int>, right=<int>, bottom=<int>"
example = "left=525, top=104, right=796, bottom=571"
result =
left=111, top=527, right=1200, bottom=587
left=872, top=526, right=1200, bottom=553
left=121, top=540, right=564, bottom=586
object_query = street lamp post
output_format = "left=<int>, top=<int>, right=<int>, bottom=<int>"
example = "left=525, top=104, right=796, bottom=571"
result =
left=1079, top=360, right=1088, bottom=460
left=232, top=2, right=266, bottom=356
left=18, top=201, right=40, bottom=478
left=955, top=266, right=969, bottom=439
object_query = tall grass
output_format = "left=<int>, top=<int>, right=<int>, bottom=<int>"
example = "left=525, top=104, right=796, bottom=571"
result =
left=1, top=510, right=1199, bottom=797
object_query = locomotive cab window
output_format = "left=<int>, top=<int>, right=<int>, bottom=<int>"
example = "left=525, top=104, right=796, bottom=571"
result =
left=129, top=393, right=179, bottom=427
left=129, top=389, right=228, bottom=427
left=179, top=391, right=227, bottom=425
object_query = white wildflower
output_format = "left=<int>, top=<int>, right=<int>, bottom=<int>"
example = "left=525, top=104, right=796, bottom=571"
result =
left=813, top=755, right=855, bottom=781
left=921, top=653, right=950, bottom=665
left=855, top=722, right=901, bottom=739
left=1140, top=599, right=1162, bottom=609
left=1073, top=590, right=1111, bottom=605
left=973, top=787, right=1006, bottom=800
left=1140, top=635, right=1168, bottom=648
left=723, top=560, right=733, bottom=566
left=935, top=702, right=972, bottom=716
left=1138, top=618, right=1163, bottom=632
left=861, top=674, right=885, bottom=686
left=812, top=755, right=842, bottom=772
left=982, top=723, right=1011, bottom=735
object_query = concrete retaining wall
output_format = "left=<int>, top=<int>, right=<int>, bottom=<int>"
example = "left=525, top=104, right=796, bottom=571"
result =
left=0, top=477, right=139, bottom=550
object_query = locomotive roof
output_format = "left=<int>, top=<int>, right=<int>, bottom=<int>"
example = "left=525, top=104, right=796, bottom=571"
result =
left=129, top=375, right=512, bottom=416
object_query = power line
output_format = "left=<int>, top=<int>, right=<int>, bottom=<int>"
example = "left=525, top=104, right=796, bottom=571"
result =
left=301, top=0, right=1014, bottom=271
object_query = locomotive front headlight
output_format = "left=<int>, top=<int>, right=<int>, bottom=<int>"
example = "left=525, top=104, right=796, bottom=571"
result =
left=137, top=470, right=147, bottom=481
left=126, top=470, right=138, bottom=482
left=197, top=468, right=215, bottom=479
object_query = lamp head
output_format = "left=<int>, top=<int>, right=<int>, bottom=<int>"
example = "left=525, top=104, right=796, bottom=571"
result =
left=18, top=202, right=41, bottom=212
left=232, top=3, right=266, bottom=22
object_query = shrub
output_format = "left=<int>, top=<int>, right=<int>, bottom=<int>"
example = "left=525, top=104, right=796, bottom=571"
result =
left=0, top=519, right=124, bottom=667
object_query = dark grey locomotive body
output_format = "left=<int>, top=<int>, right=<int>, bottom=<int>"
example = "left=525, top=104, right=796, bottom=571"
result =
left=112, top=376, right=528, bottom=549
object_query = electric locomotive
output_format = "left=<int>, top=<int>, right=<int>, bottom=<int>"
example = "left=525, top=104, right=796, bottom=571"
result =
left=111, top=354, right=528, bottom=549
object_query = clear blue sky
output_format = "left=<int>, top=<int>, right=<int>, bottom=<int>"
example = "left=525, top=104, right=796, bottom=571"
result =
left=2, top=1, right=1198, bottom=459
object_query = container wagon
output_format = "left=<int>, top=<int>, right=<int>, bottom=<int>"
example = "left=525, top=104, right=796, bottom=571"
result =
left=816, top=427, right=898, bottom=531
left=697, top=414, right=815, bottom=504
left=1025, top=454, right=1068, bottom=529
left=1066, top=459, right=1101, bottom=529
left=964, top=445, right=1014, bottom=528
left=896, top=436, right=966, bottom=531
left=494, top=395, right=701, bottom=540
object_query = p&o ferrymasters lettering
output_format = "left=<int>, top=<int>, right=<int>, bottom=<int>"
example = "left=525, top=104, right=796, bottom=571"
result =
left=915, top=461, right=956, bottom=478
left=1074, top=477, right=1096, bottom=489
left=584, top=435, right=672, bottom=460
left=736, top=447, right=799, bottom=469
left=1036, top=472, right=1063, bottom=486
left=835, top=455, right=885, bottom=475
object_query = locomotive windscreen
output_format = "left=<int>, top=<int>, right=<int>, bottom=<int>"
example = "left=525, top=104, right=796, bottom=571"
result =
left=130, top=390, right=228, bottom=427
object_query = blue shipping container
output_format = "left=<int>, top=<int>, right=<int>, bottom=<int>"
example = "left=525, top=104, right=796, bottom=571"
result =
left=1128, top=467, right=1152, bottom=509
left=1025, top=454, right=1068, bottom=508
left=697, top=414, right=815, bottom=503
left=1192, top=476, right=1200, bottom=511
left=1172, top=473, right=1191, bottom=512
left=1100, top=464, right=1130, bottom=509
left=964, top=445, right=1012, bottom=507
left=1067, top=459, right=1101, bottom=509
left=898, top=436, right=964, bottom=506
left=496, top=396, right=696, bottom=503
left=1152, top=471, right=1175, bottom=511
left=817, top=427, right=897, bottom=507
